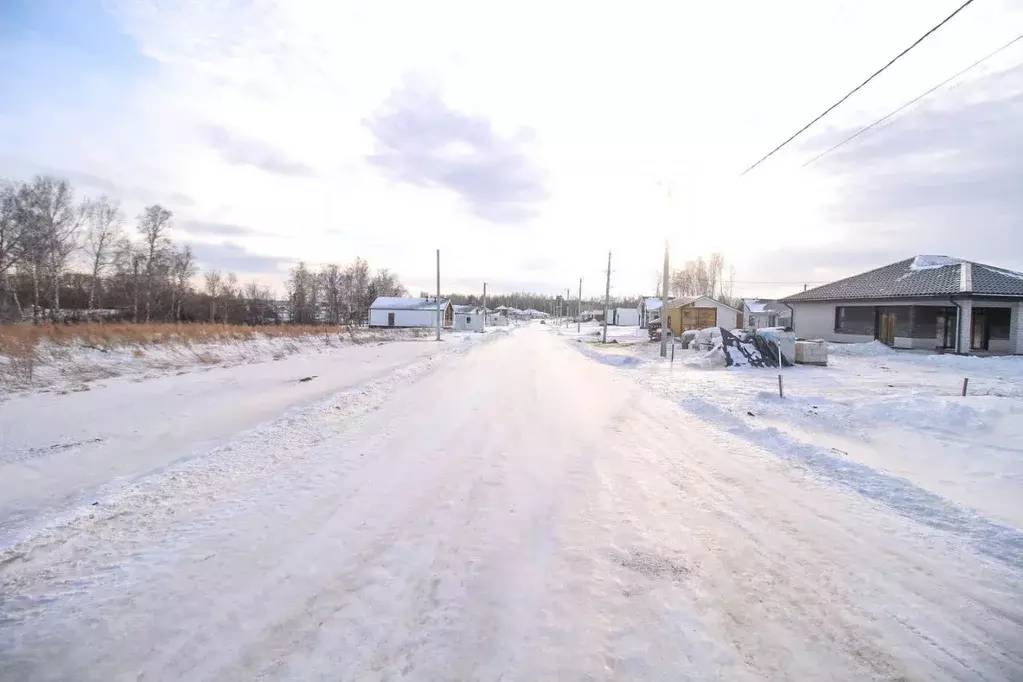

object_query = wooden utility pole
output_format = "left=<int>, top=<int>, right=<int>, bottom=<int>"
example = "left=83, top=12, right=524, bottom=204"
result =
left=660, top=239, right=670, bottom=357
left=483, top=281, right=487, bottom=329
left=436, top=249, right=441, bottom=341
left=602, top=250, right=611, bottom=344
left=577, top=278, right=582, bottom=333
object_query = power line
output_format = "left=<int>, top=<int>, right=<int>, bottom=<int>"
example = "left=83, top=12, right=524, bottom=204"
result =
left=802, top=31, right=1023, bottom=167
left=742, top=0, right=979, bottom=175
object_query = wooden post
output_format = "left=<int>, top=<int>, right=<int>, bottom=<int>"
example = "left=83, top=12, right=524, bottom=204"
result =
left=435, top=249, right=441, bottom=341
left=962, top=377, right=969, bottom=397
left=577, top=278, right=582, bottom=334
left=602, top=251, right=611, bottom=344
left=778, top=374, right=784, bottom=398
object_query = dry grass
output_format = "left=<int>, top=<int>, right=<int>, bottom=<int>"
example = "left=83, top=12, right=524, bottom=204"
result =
left=0, top=322, right=345, bottom=355
left=0, top=322, right=428, bottom=391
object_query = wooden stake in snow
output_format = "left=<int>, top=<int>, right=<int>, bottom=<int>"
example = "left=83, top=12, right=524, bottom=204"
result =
left=778, top=374, right=785, bottom=398
left=962, top=377, right=969, bottom=397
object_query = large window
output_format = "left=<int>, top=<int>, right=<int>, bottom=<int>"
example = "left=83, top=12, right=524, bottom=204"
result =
left=834, top=306, right=875, bottom=335
left=986, top=307, right=1011, bottom=340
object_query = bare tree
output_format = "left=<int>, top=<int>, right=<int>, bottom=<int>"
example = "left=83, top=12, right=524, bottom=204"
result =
left=15, top=176, right=84, bottom=321
left=319, top=264, right=343, bottom=325
left=222, top=272, right=239, bottom=323
left=345, top=258, right=370, bottom=323
left=113, top=239, right=145, bottom=322
left=370, top=268, right=406, bottom=298
left=204, top=269, right=223, bottom=322
left=287, top=262, right=319, bottom=324
left=83, top=196, right=124, bottom=309
left=170, top=246, right=196, bottom=321
left=707, top=252, right=725, bottom=299
left=137, top=204, right=172, bottom=322
left=0, top=181, right=23, bottom=318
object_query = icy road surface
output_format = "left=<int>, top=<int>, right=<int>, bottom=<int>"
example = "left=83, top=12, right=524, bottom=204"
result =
left=0, top=339, right=442, bottom=545
left=2, top=327, right=1021, bottom=680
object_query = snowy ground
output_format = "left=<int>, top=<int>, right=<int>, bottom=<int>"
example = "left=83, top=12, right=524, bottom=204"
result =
left=1, top=324, right=1021, bottom=680
left=0, top=327, right=434, bottom=398
left=564, top=323, right=1023, bottom=529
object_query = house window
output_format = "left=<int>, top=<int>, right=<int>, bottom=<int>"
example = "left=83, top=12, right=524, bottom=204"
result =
left=466, top=316, right=472, bottom=324
left=986, top=307, right=1011, bottom=340
left=834, top=306, right=875, bottom=335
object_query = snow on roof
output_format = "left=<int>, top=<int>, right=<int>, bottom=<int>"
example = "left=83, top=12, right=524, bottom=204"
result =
left=370, top=297, right=451, bottom=311
left=453, top=304, right=474, bottom=313
left=644, top=297, right=664, bottom=311
left=743, top=298, right=769, bottom=313
left=909, top=255, right=962, bottom=271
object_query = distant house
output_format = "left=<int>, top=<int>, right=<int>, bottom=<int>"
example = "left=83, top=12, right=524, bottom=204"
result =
left=369, top=297, right=453, bottom=328
left=611, top=307, right=640, bottom=326
left=638, top=298, right=665, bottom=326
left=663, top=296, right=743, bottom=335
left=781, top=255, right=1023, bottom=354
left=454, top=312, right=484, bottom=331
left=743, top=299, right=793, bottom=329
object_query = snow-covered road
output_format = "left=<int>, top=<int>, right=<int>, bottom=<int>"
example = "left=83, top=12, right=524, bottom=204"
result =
left=2, top=327, right=1020, bottom=680
left=0, top=339, right=442, bottom=545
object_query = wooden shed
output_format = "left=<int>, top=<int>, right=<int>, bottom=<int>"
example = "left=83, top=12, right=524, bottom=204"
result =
left=664, top=296, right=743, bottom=335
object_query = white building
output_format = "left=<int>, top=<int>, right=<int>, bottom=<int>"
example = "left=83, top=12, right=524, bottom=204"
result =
left=369, top=297, right=453, bottom=328
left=638, top=298, right=664, bottom=326
left=453, top=307, right=485, bottom=331
left=611, top=307, right=640, bottom=326
left=743, top=298, right=793, bottom=329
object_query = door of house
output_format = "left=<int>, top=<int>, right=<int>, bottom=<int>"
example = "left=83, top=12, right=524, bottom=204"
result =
left=387, top=312, right=395, bottom=327
left=971, top=310, right=988, bottom=350
left=878, top=313, right=896, bottom=347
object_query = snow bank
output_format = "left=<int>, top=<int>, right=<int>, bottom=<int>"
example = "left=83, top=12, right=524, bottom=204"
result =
left=828, top=340, right=896, bottom=356
left=0, top=328, right=433, bottom=398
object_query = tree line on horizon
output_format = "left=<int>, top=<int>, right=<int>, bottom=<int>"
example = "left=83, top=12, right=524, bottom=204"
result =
left=0, top=174, right=406, bottom=325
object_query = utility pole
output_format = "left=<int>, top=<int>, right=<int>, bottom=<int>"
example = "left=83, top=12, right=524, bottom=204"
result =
left=436, top=249, right=441, bottom=341
left=660, top=239, right=670, bottom=357
left=577, top=278, right=582, bottom=333
left=602, top=250, right=611, bottom=344
left=483, top=281, right=487, bottom=329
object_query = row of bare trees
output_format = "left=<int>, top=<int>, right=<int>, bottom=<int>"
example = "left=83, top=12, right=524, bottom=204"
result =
left=1, top=174, right=407, bottom=325
left=285, top=260, right=406, bottom=325
left=654, top=252, right=738, bottom=307
left=1, top=175, right=211, bottom=322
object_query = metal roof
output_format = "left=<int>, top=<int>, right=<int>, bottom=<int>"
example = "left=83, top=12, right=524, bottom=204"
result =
left=370, top=297, right=451, bottom=311
left=782, top=256, right=1023, bottom=302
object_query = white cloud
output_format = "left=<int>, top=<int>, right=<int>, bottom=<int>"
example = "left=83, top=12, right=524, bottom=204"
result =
left=4, top=0, right=1023, bottom=297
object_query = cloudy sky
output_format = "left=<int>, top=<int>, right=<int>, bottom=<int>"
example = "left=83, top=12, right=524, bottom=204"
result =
left=2, top=0, right=1022, bottom=299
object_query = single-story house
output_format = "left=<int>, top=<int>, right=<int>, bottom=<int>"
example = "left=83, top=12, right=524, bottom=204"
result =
left=664, top=296, right=743, bottom=336
left=781, top=255, right=1023, bottom=354
left=638, top=297, right=664, bottom=326
left=369, top=297, right=453, bottom=328
left=611, top=307, right=640, bottom=326
left=743, top=298, right=793, bottom=329
left=454, top=311, right=484, bottom=331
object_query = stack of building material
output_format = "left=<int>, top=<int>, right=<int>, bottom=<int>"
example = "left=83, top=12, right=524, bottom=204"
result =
left=794, top=340, right=828, bottom=366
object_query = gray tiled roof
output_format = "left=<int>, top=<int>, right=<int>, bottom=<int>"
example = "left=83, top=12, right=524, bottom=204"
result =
left=781, top=256, right=1023, bottom=302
